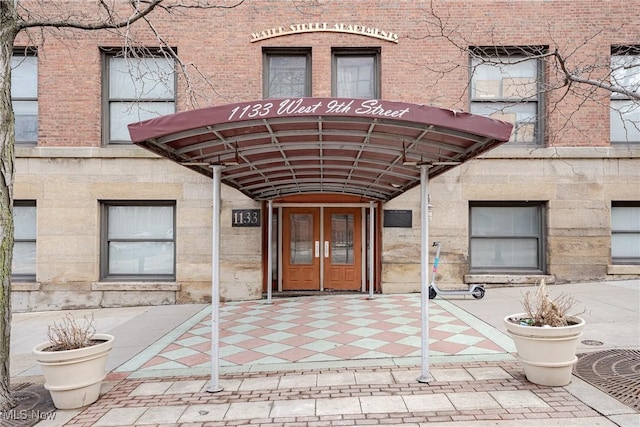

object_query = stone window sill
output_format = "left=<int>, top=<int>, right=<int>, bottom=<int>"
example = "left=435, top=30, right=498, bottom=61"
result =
left=12, top=282, right=40, bottom=291
left=607, top=265, right=640, bottom=275
left=464, top=274, right=556, bottom=285
left=91, top=282, right=180, bottom=291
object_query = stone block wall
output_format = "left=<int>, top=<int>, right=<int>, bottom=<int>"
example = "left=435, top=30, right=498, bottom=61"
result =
left=12, top=150, right=263, bottom=312
left=379, top=148, right=640, bottom=293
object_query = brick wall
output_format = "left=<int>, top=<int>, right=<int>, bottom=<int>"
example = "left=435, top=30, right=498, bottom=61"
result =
left=14, top=0, right=640, bottom=148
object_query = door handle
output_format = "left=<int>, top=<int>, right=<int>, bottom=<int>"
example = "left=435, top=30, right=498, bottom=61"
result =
left=324, top=241, right=329, bottom=258
left=315, top=241, right=320, bottom=258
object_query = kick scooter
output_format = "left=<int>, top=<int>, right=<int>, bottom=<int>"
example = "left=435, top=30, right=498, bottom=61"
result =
left=428, top=241, right=485, bottom=300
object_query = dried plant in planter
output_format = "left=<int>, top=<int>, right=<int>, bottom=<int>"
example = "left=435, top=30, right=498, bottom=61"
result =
left=517, top=279, right=580, bottom=327
left=45, top=313, right=97, bottom=351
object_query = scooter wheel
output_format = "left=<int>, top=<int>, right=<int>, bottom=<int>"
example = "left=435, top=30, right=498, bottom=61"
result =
left=429, top=286, right=437, bottom=300
left=472, top=287, right=485, bottom=299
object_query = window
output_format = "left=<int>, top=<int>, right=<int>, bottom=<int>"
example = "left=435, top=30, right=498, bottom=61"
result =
left=470, top=202, right=546, bottom=272
left=13, top=201, right=36, bottom=280
left=610, top=47, right=640, bottom=143
left=611, top=202, right=640, bottom=264
left=332, top=48, right=380, bottom=99
left=11, top=49, right=38, bottom=144
left=470, top=47, right=544, bottom=145
left=263, top=48, right=311, bottom=98
left=101, top=202, right=175, bottom=279
left=103, top=49, right=176, bottom=144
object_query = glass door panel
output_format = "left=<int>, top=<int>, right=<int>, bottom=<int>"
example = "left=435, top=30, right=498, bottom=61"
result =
left=290, top=214, right=314, bottom=264
left=331, top=214, right=354, bottom=264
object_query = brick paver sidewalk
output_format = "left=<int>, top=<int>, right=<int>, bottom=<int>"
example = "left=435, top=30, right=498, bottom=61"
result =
left=66, top=361, right=602, bottom=426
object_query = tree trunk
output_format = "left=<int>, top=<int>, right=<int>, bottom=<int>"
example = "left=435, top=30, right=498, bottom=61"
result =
left=0, top=1, right=18, bottom=412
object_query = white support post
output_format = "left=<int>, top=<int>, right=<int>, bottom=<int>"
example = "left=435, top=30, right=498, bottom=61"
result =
left=277, top=206, right=283, bottom=292
left=207, top=165, right=223, bottom=393
left=368, top=201, right=375, bottom=299
left=418, top=164, right=432, bottom=383
left=266, top=199, right=274, bottom=304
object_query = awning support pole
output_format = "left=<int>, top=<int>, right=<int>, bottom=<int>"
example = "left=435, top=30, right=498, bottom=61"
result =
left=207, top=165, right=223, bottom=393
left=266, top=199, right=274, bottom=304
left=418, top=164, right=432, bottom=383
left=368, top=200, right=375, bottom=300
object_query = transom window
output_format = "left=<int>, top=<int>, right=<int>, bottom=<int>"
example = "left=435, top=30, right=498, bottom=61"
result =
left=470, top=47, right=544, bottom=145
left=103, top=49, right=176, bottom=144
left=332, top=48, right=380, bottom=99
left=11, top=49, right=38, bottom=144
left=13, top=201, right=36, bottom=281
left=263, top=48, right=311, bottom=98
left=611, top=202, right=640, bottom=264
left=470, top=202, right=545, bottom=272
left=101, top=201, right=176, bottom=280
left=610, top=46, right=640, bottom=143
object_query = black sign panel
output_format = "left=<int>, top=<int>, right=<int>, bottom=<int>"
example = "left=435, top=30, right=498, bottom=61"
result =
left=232, top=209, right=261, bottom=227
left=383, top=210, right=412, bottom=228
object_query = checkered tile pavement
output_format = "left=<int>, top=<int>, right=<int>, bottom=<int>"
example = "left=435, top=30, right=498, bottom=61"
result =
left=119, top=294, right=512, bottom=373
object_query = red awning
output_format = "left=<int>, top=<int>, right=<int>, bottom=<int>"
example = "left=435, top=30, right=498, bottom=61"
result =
left=128, top=98, right=512, bottom=201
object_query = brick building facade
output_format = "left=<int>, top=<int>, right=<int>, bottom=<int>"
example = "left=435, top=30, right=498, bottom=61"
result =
left=10, top=0, right=640, bottom=311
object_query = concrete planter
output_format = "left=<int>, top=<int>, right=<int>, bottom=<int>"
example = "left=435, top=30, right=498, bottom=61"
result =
left=503, top=314, right=585, bottom=386
left=33, top=334, right=114, bottom=409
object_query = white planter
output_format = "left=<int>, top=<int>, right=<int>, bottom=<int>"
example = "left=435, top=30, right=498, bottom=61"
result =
left=33, top=334, right=114, bottom=409
left=503, top=314, right=585, bottom=386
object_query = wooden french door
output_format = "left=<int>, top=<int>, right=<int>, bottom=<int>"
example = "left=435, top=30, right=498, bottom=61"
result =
left=323, top=207, right=362, bottom=291
left=282, top=208, right=321, bottom=290
left=282, top=207, right=362, bottom=291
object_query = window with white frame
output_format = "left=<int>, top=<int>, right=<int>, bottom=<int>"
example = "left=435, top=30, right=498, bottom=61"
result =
left=11, top=50, right=38, bottom=144
left=103, top=49, right=176, bottom=144
left=610, top=47, right=640, bottom=143
left=13, top=201, right=36, bottom=280
left=611, top=203, right=640, bottom=264
left=470, top=202, right=545, bottom=272
left=470, top=47, right=544, bottom=145
left=263, top=48, right=311, bottom=98
left=332, top=48, right=380, bottom=99
left=101, top=202, right=175, bottom=279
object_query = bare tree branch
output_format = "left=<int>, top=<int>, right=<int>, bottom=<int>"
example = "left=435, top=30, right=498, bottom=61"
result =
left=408, top=0, right=640, bottom=149
left=17, top=0, right=245, bottom=31
left=0, top=0, right=246, bottom=412
left=17, top=0, right=164, bottom=31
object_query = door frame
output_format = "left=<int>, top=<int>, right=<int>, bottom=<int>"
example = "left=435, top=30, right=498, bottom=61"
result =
left=262, top=198, right=382, bottom=293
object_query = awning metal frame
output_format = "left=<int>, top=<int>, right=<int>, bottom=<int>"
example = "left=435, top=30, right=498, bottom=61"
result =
left=129, top=98, right=512, bottom=203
